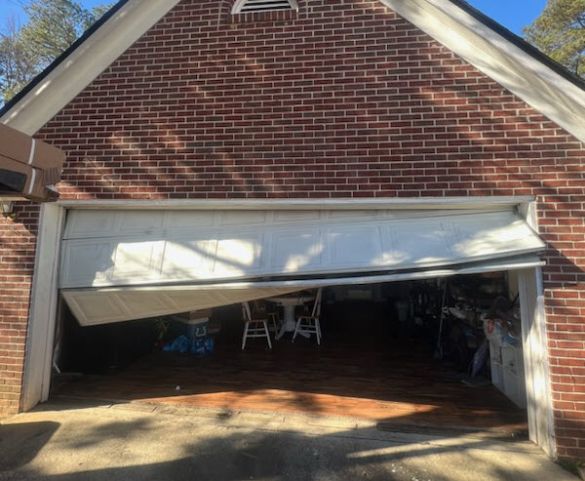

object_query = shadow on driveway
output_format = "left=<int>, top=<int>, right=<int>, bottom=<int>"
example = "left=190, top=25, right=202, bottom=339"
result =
left=0, top=400, right=578, bottom=481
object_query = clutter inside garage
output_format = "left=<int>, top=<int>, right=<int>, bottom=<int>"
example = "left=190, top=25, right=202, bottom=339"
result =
left=53, top=271, right=527, bottom=434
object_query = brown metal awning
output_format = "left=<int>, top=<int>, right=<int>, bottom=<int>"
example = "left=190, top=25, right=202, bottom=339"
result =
left=0, top=123, right=65, bottom=202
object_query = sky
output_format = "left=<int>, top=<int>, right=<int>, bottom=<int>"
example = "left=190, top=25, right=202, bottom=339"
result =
left=465, top=0, right=547, bottom=35
left=0, top=0, right=548, bottom=36
left=0, top=0, right=109, bottom=25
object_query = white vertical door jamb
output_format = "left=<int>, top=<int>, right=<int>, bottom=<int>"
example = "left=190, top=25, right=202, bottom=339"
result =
left=21, top=203, right=65, bottom=411
left=518, top=266, right=556, bottom=458
left=517, top=200, right=556, bottom=456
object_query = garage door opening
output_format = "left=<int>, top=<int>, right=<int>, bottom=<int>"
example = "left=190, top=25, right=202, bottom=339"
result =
left=24, top=200, right=553, bottom=454
left=51, top=271, right=530, bottom=437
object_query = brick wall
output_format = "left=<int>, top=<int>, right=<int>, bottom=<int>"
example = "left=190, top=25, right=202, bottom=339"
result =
left=0, top=205, right=38, bottom=416
left=1, top=0, right=584, bottom=458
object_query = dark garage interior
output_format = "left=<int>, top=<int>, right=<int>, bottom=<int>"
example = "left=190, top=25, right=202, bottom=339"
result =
left=52, top=271, right=528, bottom=437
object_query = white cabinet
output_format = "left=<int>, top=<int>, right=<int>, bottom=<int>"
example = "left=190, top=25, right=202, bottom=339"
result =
left=490, top=340, right=527, bottom=408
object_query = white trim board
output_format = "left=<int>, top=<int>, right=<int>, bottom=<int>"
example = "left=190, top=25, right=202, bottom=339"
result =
left=54, top=196, right=535, bottom=211
left=0, top=1, right=584, bottom=143
left=518, top=267, right=556, bottom=458
left=21, top=203, right=65, bottom=410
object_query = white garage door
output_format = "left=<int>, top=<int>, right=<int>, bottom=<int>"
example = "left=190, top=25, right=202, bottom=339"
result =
left=60, top=207, right=545, bottom=325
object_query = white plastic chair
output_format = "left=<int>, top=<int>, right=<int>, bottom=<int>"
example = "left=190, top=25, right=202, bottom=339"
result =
left=292, top=288, right=323, bottom=345
left=241, top=302, right=272, bottom=350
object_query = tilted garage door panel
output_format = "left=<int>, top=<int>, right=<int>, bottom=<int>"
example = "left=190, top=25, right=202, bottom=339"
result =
left=62, top=286, right=304, bottom=326
left=60, top=209, right=544, bottom=289
left=62, top=255, right=544, bottom=326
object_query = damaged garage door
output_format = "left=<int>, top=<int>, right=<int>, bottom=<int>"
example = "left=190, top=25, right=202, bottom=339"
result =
left=59, top=208, right=545, bottom=326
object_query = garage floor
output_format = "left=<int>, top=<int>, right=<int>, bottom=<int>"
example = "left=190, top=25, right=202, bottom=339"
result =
left=53, top=328, right=527, bottom=437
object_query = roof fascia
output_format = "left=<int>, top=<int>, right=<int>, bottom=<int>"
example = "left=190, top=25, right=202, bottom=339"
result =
left=379, top=0, right=585, bottom=143
left=0, top=0, right=182, bottom=135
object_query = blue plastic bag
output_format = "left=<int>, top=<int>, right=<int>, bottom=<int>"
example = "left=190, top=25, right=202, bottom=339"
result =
left=164, top=333, right=214, bottom=356
left=163, top=335, right=191, bottom=353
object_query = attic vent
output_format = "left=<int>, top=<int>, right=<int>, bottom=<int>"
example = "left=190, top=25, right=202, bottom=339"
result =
left=232, top=0, right=298, bottom=14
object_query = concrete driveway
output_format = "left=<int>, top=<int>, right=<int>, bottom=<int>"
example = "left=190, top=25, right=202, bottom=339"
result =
left=0, top=400, right=578, bottom=481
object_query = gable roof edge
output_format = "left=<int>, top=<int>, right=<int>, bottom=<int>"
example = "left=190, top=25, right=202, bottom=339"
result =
left=1, top=0, right=585, bottom=145
left=448, top=0, right=585, bottom=91
left=0, top=0, right=182, bottom=136
left=380, top=0, right=585, bottom=144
